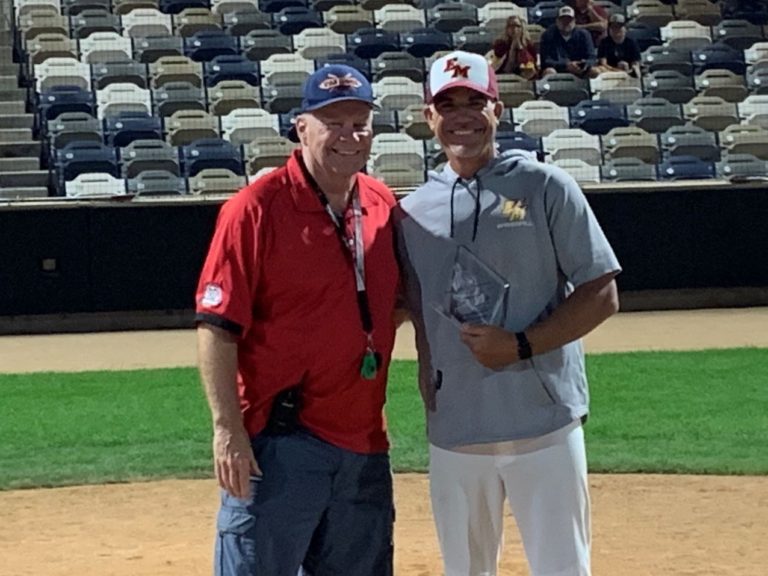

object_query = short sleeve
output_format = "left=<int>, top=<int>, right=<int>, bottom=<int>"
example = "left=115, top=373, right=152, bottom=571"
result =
left=195, top=195, right=263, bottom=335
left=543, top=169, right=621, bottom=287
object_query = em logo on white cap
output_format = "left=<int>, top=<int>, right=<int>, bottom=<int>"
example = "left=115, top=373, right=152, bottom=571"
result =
left=427, top=50, right=499, bottom=103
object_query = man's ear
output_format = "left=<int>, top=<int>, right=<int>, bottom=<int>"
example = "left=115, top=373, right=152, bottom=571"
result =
left=493, top=100, right=504, bottom=121
left=294, top=115, right=308, bottom=145
left=423, top=105, right=437, bottom=131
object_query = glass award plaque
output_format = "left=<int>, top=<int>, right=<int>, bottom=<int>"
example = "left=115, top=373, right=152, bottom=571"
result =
left=433, top=245, right=510, bottom=327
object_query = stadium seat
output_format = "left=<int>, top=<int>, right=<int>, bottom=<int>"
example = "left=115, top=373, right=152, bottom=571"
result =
left=212, top=0, right=260, bottom=16
left=160, top=0, right=210, bottom=15
left=259, top=0, right=306, bottom=13
left=683, top=95, right=739, bottom=132
left=121, top=8, right=173, bottom=38
left=70, top=9, right=121, bottom=38
left=127, top=169, right=188, bottom=195
left=626, top=0, right=674, bottom=28
left=737, top=94, right=768, bottom=129
left=746, top=66, right=768, bottom=94
left=165, top=109, right=219, bottom=146
left=273, top=6, right=323, bottom=36
left=293, top=27, right=346, bottom=60
left=222, top=9, right=272, bottom=36
left=35, top=57, right=91, bottom=92
left=660, top=123, right=720, bottom=161
left=536, top=73, right=591, bottom=107
left=347, top=27, right=400, bottom=59
left=513, top=99, right=569, bottom=137
left=244, top=135, right=297, bottom=173
left=553, top=158, right=601, bottom=184
left=113, top=0, right=160, bottom=16
left=374, top=4, right=425, bottom=33
left=369, top=132, right=424, bottom=172
left=400, top=28, right=453, bottom=59
left=570, top=99, right=629, bottom=135
left=479, top=2, right=527, bottom=36
left=97, top=83, right=152, bottom=119
left=241, top=29, right=293, bottom=62
left=719, top=124, right=768, bottom=159
left=121, top=138, right=181, bottom=177
left=152, top=81, right=207, bottom=116
left=657, top=154, right=715, bottom=180
left=694, top=69, right=748, bottom=102
left=660, top=20, right=711, bottom=53
left=133, top=36, right=185, bottom=64
left=65, top=172, right=126, bottom=197
left=721, top=0, right=768, bottom=26
left=602, top=125, right=661, bottom=163
left=221, top=107, right=280, bottom=145
left=261, top=78, right=303, bottom=113
left=55, top=140, right=119, bottom=192
left=590, top=71, right=643, bottom=105
left=452, top=25, right=494, bottom=55
left=370, top=51, right=425, bottom=83
left=643, top=70, right=696, bottom=104
left=601, top=157, right=658, bottom=181
left=104, top=111, right=163, bottom=147
left=397, top=103, right=431, bottom=140
left=428, top=3, right=477, bottom=34
left=542, top=128, right=602, bottom=165
left=626, top=21, right=663, bottom=52
left=641, top=46, right=693, bottom=76
left=716, top=152, right=768, bottom=180
left=692, top=44, right=746, bottom=75
left=674, top=0, right=721, bottom=27
left=371, top=109, right=398, bottom=134
left=184, top=30, right=239, bottom=62
left=92, top=60, right=150, bottom=90
left=19, top=9, right=70, bottom=44
left=175, top=7, right=221, bottom=36
left=189, top=167, right=246, bottom=194
left=323, top=5, right=374, bottom=35
left=79, top=31, right=133, bottom=64
left=182, top=137, right=244, bottom=177
left=626, top=97, right=685, bottom=133
left=150, top=55, right=204, bottom=88
left=208, top=79, right=261, bottom=115
left=63, top=0, right=111, bottom=16
left=261, top=52, right=314, bottom=85
left=496, top=73, right=536, bottom=107
left=373, top=76, right=424, bottom=111
left=712, top=19, right=765, bottom=51
left=38, top=85, right=95, bottom=125
left=47, top=111, right=103, bottom=150
left=528, top=1, right=562, bottom=30
left=27, top=32, right=78, bottom=66
left=496, top=130, right=541, bottom=155
left=204, top=54, right=260, bottom=87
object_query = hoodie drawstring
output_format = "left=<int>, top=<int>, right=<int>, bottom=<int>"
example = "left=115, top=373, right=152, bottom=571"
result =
left=449, top=176, right=483, bottom=242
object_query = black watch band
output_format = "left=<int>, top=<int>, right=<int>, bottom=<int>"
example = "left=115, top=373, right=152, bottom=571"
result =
left=515, top=331, right=533, bottom=360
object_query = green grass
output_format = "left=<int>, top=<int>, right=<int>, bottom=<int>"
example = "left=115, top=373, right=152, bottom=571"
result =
left=1, top=348, right=766, bottom=490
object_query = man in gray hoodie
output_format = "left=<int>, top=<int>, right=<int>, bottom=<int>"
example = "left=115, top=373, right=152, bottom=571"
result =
left=396, top=50, right=621, bottom=576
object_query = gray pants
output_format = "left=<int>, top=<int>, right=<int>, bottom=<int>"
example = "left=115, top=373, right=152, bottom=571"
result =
left=214, top=430, right=394, bottom=576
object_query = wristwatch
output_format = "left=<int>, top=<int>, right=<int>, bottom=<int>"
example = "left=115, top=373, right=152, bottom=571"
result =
left=515, top=331, right=533, bottom=360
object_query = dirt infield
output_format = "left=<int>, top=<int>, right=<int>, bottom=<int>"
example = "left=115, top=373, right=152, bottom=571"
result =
left=1, top=309, right=768, bottom=575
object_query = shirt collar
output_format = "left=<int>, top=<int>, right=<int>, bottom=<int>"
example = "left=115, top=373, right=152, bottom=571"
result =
left=287, top=149, right=378, bottom=212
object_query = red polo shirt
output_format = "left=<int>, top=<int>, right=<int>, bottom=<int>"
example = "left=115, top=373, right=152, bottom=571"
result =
left=196, top=150, right=399, bottom=454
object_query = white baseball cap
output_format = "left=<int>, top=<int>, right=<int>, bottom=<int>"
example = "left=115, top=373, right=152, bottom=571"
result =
left=427, top=50, right=499, bottom=103
left=558, top=5, right=576, bottom=18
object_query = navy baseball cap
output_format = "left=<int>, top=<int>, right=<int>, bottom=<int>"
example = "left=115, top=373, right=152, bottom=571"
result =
left=300, top=64, right=375, bottom=113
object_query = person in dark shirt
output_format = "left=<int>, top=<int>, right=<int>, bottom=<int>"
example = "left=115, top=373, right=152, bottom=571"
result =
left=596, top=14, right=641, bottom=77
left=568, top=0, right=608, bottom=45
left=540, top=6, right=598, bottom=78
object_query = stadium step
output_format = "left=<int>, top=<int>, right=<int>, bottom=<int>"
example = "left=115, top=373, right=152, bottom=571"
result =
left=0, top=113, right=33, bottom=129
left=0, top=169, right=48, bottom=189
left=0, top=87, right=26, bottom=102
left=0, top=102, right=26, bottom=115
left=0, top=186, right=49, bottom=200
left=0, top=140, right=40, bottom=158
left=0, top=157, right=39, bottom=172
left=0, top=128, right=32, bottom=142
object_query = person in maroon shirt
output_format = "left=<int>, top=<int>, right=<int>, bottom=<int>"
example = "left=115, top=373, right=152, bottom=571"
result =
left=196, top=64, right=400, bottom=576
left=568, top=0, right=608, bottom=46
left=488, top=15, right=539, bottom=79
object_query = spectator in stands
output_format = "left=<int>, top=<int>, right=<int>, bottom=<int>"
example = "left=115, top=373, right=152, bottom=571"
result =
left=487, top=15, right=539, bottom=79
left=540, top=6, right=599, bottom=78
left=196, top=64, right=401, bottom=576
left=596, top=14, right=642, bottom=77
left=568, top=0, right=609, bottom=45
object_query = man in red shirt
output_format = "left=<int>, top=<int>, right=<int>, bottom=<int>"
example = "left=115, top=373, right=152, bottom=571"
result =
left=196, top=64, right=400, bottom=576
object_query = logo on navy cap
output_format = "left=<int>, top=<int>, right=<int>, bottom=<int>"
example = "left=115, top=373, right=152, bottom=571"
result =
left=300, top=64, right=375, bottom=112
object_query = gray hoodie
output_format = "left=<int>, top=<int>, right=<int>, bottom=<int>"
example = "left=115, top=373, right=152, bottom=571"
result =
left=396, top=150, right=621, bottom=448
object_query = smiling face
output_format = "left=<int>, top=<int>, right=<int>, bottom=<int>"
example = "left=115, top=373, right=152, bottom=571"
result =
left=424, top=86, right=503, bottom=178
left=296, top=100, right=373, bottom=183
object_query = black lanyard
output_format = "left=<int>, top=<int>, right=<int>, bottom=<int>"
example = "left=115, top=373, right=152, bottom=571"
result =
left=298, top=158, right=379, bottom=378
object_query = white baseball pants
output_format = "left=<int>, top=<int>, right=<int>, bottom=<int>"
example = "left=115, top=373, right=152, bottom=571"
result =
left=429, top=424, right=591, bottom=576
